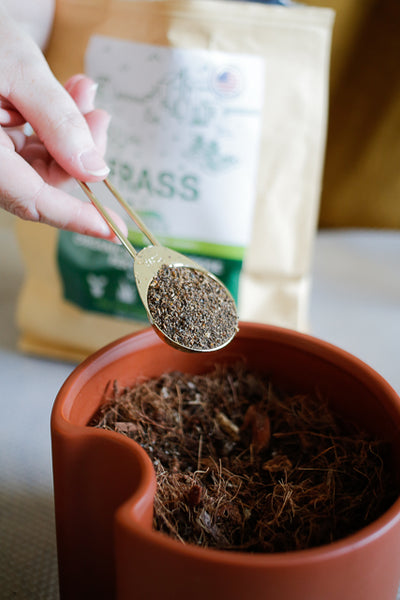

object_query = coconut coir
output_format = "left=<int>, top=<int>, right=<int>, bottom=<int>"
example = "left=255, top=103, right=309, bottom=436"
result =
left=90, top=364, right=398, bottom=553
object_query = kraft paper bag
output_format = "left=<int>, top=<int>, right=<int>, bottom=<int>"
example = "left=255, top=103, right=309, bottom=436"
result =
left=16, top=0, right=334, bottom=361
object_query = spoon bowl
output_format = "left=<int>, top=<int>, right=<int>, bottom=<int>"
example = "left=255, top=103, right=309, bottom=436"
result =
left=135, top=245, right=239, bottom=352
left=78, top=180, right=239, bottom=352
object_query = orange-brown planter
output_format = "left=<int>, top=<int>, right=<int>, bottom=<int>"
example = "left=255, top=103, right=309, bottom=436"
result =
left=51, top=322, right=400, bottom=600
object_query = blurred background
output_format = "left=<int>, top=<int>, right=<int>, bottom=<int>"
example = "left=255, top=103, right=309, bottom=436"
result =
left=303, top=0, right=400, bottom=230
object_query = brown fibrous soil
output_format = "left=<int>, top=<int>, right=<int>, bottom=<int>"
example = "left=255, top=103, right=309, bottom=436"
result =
left=90, top=364, right=399, bottom=553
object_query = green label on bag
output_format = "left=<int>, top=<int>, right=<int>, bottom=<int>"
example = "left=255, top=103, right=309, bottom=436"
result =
left=57, top=231, right=242, bottom=321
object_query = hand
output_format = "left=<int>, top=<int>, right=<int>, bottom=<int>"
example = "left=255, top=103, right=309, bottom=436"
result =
left=0, top=5, right=124, bottom=239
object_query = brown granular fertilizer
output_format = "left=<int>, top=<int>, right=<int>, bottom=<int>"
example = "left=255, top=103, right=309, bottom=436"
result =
left=90, top=364, right=399, bottom=553
left=147, top=265, right=238, bottom=351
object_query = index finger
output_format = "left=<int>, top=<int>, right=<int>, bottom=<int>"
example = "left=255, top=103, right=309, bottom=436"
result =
left=0, top=137, right=118, bottom=239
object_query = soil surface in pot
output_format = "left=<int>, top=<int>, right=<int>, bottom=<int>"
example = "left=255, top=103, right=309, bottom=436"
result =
left=90, top=364, right=399, bottom=553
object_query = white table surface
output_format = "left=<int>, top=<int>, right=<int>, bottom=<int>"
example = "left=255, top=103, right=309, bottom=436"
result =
left=1, top=214, right=399, bottom=599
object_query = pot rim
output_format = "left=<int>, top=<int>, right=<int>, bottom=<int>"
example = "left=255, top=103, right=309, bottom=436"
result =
left=52, top=321, right=400, bottom=565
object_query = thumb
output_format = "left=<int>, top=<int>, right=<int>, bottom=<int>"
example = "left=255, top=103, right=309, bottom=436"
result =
left=0, top=10, right=109, bottom=181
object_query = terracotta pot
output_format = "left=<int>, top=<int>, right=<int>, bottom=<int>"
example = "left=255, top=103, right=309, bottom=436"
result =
left=51, top=322, right=400, bottom=600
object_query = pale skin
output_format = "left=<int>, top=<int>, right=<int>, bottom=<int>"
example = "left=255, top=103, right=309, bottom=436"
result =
left=0, top=0, right=125, bottom=239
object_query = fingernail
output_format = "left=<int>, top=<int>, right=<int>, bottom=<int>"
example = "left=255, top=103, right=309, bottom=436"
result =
left=78, top=148, right=110, bottom=177
left=81, top=82, right=98, bottom=113
left=89, top=82, right=99, bottom=98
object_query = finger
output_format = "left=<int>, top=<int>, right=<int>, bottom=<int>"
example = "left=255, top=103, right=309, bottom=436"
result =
left=65, top=77, right=110, bottom=157
left=16, top=71, right=110, bottom=181
left=0, top=106, right=26, bottom=127
left=65, top=74, right=98, bottom=115
left=0, top=98, right=25, bottom=126
left=84, top=109, right=111, bottom=157
left=0, top=126, right=16, bottom=151
left=19, top=109, right=110, bottom=187
left=1, top=21, right=109, bottom=181
left=0, top=144, right=126, bottom=239
left=17, top=136, right=60, bottom=183
left=19, top=138, right=49, bottom=164
left=4, top=127, right=26, bottom=152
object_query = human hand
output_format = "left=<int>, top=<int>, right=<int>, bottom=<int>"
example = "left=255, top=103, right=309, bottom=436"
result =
left=0, top=5, right=124, bottom=239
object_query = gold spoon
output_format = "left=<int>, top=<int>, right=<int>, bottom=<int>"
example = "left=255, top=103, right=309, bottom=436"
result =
left=77, top=179, right=239, bottom=353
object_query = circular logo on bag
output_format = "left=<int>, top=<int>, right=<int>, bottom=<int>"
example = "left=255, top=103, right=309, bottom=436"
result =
left=211, top=66, right=243, bottom=98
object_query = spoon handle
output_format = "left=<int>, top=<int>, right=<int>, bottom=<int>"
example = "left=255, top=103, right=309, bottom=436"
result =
left=103, top=178, right=160, bottom=247
left=77, top=180, right=138, bottom=260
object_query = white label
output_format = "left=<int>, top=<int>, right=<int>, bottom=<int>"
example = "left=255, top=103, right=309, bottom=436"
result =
left=86, top=36, right=264, bottom=257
